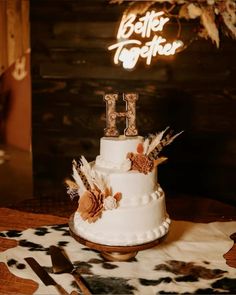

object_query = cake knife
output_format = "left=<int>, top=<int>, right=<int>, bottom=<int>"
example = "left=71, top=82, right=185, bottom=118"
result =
left=50, top=245, right=92, bottom=295
left=25, top=257, right=78, bottom=295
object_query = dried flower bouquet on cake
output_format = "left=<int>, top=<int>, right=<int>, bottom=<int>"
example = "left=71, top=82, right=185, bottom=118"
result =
left=127, top=127, right=183, bottom=174
left=65, top=156, right=122, bottom=223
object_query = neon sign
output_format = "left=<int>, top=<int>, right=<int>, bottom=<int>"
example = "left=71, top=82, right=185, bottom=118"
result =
left=108, top=10, right=184, bottom=70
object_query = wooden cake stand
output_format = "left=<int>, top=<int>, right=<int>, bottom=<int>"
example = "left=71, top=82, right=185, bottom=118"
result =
left=69, top=214, right=165, bottom=261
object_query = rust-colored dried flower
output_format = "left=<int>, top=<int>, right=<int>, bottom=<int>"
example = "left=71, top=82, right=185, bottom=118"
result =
left=78, top=189, right=104, bottom=223
left=127, top=152, right=154, bottom=174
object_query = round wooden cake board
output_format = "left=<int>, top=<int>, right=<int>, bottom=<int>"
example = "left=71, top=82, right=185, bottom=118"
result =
left=69, top=214, right=164, bottom=262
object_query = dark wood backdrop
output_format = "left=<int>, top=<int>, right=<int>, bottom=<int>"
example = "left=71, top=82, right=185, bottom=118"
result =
left=30, top=0, right=236, bottom=206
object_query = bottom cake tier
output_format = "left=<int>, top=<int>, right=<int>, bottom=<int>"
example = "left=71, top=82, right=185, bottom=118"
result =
left=73, top=190, right=171, bottom=246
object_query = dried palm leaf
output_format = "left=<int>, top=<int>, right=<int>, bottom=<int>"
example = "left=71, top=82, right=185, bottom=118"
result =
left=201, top=6, right=219, bottom=47
left=187, top=3, right=202, bottom=19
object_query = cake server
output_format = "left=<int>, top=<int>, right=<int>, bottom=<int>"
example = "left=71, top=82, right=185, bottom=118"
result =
left=50, top=245, right=92, bottom=295
left=24, top=257, right=78, bottom=295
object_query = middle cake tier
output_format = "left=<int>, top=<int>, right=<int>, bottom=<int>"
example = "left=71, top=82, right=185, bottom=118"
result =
left=93, top=164, right=158, bottom=205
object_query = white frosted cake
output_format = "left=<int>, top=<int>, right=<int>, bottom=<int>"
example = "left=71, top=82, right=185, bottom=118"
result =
left=66, top=132, right=180, bottom=246
left=66, top=93, right=181, bottom=247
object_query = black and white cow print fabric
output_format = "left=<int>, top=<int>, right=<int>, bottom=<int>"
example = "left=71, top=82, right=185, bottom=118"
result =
left=0, top=220, right=236, bottom=294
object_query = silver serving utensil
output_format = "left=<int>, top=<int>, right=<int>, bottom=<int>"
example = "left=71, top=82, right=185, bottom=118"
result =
left=25, top=257, right=72, bottom=295
left=50, top=246, right=92, bottom=295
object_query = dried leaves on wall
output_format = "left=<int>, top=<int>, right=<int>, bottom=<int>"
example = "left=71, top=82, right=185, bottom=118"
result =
left=109, top=0, right=236, bottom=47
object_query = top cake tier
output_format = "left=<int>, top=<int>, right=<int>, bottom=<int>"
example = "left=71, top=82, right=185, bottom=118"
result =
left=95, top=136, right=143, bottom=170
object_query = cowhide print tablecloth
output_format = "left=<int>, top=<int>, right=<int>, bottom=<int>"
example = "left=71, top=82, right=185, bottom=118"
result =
left=0, top=218, right=236, bottom=295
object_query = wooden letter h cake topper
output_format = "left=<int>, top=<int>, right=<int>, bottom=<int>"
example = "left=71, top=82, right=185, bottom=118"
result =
left=104, top=93, right=138, bottom=137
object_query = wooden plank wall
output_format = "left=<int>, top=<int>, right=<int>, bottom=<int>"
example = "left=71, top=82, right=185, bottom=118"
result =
left=30, top=0, right=236, bottom=205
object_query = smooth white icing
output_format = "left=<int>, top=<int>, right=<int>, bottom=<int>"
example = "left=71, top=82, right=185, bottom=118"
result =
left=74, top=193, right=170, bottom=246
left=96, top=136, right=143, bottom=170
left=93, top=165, right=158, bottom=206
left=95, top=155, right=131, bottom=171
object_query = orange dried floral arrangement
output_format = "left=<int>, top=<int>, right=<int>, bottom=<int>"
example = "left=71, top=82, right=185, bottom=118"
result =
left=66, top=156, right=122, bottom=223
left=127, top=128, right=183, bottom=174
left=78, top=188, right=121, bottom=223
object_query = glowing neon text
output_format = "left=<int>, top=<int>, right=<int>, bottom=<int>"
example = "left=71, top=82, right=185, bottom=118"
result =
left=109, top=10, right=184, bottom=69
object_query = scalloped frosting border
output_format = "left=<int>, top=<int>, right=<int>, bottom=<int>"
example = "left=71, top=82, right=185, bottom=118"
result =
left=74, top=214, right=171, bottom=246
left=95, top=155, right=131, bottom=171
left=119, top=185, right=164, bottom=207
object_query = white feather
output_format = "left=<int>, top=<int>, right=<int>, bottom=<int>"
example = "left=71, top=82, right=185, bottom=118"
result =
left=147, top=127, right=169, bottom=155
left=143, top=138, right=150, bottom=155
left=72, top=160, right=86, bottom=195
left=91, top=170, right=108, bottom=192
left=166, top=130, right=184, bottom=146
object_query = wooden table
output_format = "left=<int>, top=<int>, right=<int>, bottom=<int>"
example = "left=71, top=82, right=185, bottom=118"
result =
left=0, top=196, right=236, bottom=295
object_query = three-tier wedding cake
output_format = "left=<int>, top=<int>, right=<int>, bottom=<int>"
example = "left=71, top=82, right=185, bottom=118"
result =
left=66, top=93, right=181, bottom=246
